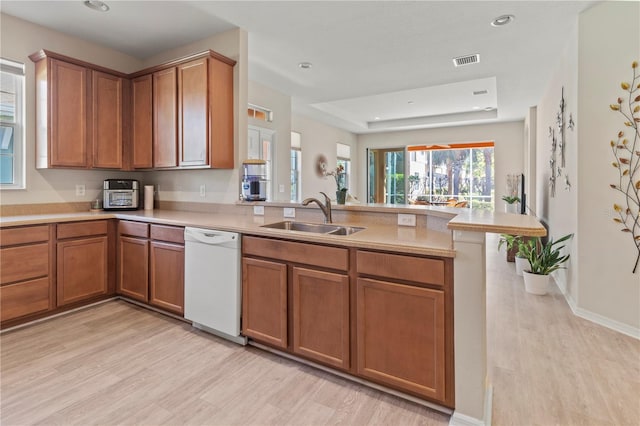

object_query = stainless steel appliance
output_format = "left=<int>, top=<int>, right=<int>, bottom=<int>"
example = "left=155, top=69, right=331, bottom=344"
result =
left=103, top=179, right=139, bottom=210
left=184, top=227, right=246, bottom=345
left=241, top=159, right=267, bottom=201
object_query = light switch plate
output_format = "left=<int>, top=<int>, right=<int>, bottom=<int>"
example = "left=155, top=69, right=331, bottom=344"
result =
left=253, top=205, right=265, bottom=216
left=398, top=213, right=416, bottom=227
left=283, top=207, right=295, bottom=218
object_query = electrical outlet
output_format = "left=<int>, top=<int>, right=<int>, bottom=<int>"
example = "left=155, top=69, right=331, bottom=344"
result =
left=279, top=184, right=285, bottom=193
left=75, top=184, right=85, bottom=196
left=283, top=207, right=296, bottom=218
left=253, top=205, right=265, bottom=216
left=397, top=213, right=416, bottom=227
left=199, top=184, right=206, bottom=197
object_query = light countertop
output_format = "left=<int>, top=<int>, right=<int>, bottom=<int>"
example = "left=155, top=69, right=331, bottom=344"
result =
left=0, top=205, right=546, bottom=257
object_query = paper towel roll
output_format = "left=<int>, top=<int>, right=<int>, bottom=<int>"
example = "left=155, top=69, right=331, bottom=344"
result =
left=144, top=185, right=154, bottom=210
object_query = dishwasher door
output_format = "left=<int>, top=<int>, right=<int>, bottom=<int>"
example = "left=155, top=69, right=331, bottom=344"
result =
left=184, top=227, right=246, bottom=345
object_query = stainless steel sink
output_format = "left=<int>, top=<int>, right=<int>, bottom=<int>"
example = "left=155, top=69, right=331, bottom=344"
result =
left=261, top=221, right=364, bottom=236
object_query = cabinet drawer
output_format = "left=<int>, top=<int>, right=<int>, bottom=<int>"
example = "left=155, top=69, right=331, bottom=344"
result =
left=0, top=225, right=50, bottom=247
left=1, top=243, right=49, bottom=285
left=356, top=250, right=445, bottom=287
left=243, top=236, right=349, bottom=271
left=119, top=220, right=149, bottom=238
left=150, top=224, right=184, bottom=244
left=57, top=220, right=108, bottom=239
left=0, top=277, right=51, bottom=322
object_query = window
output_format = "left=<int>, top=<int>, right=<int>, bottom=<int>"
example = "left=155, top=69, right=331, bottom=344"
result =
left=407, top=142, right=494, bottom=210
left=247, top=103, right=273, bottom=122
left=248, top=125, right=274, bottom=200
left=291, top=131, right=301, bottom=201
left=0, top=58, right=25, bottom=189
left=336, top=143, right=351, bottom=190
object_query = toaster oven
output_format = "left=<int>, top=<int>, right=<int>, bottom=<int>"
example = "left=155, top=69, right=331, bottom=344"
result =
left=103, top=179, right=139, bottom=210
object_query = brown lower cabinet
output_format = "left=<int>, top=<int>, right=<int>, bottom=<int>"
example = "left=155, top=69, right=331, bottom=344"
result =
left=0, top=225, right=54, bottom=323
left=356, top=277, right=446, bottom=402
left=292, top=267, right=350, bottom=369
left=117, top=221, right=184, bottom=316
left=56, top=221, right=109, bottom=306
left=242, top=235, right=454, bottom=408
left=242, top=257, right=288, bottom=348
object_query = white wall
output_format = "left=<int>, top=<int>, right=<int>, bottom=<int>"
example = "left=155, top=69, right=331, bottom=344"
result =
left=292, top=114, right=359, bottom=201
left=356, top=121, right=525, bottom=210
left=0, top=13, right=143, bottom=205
left=247, top=80, right=291, bottom=202
left=535, top=22, right=579, bottom=297
left=575, top=1, right=640, bottom=331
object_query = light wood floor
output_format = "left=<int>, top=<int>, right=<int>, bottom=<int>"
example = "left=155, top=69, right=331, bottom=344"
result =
left=1, top=236, right=638, bottom=425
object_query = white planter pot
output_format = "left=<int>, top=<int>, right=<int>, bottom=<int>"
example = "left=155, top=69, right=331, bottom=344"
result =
left=522, top=271, right=550, bottom=295
left=515, top=256, right=530, bottom=276
left=505, top=203, right=519, bottom=214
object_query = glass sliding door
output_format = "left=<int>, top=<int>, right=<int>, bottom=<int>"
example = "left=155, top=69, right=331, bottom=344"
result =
left=367, top=148, right=406, bottom=204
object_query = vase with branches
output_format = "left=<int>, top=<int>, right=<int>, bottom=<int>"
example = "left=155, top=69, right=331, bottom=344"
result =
left=609, top=60, right=640, bottom=273
left=325, top=164, right=347, bottom=204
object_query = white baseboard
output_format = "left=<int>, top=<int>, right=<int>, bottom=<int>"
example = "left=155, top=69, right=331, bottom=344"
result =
left=449, top=384, right=492, bottom=426
left=563, top=292, right=640, bottom=340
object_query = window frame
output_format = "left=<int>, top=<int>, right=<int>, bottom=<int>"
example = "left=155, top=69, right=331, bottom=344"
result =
left=0, top=58, right=26, bottom=190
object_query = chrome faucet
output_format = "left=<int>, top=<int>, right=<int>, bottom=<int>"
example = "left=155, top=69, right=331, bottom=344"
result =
left=302, top=192, right=332, bottom=223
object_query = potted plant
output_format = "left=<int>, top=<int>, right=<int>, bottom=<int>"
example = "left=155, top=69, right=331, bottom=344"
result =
left=514, top=239, right=531, bottom=276
left=502, top=195, right=520, bottom=214
left=498, top=234, right=520, bottom=262
left=519, top=234, right=573, bottom=295
left=325, top=164, right=348, bottom=204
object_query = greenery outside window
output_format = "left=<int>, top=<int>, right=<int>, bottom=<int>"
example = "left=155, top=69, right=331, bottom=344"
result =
left=336, top=143, right=351, bottom=191
left=0, top=58, right=25, bottom=189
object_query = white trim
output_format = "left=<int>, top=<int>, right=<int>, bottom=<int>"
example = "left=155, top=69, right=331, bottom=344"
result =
left=449, top=384, right=492, bottom=426
left=562, top=293, right=640, bottom=340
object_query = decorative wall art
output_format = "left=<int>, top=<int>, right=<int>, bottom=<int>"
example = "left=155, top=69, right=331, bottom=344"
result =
left=549, top=86, right=574, bottom=198
left=609, top=61, right=640, bottom=273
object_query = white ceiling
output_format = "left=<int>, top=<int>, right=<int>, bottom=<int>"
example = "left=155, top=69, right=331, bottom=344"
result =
left=1, top=0, right=597, bottom=134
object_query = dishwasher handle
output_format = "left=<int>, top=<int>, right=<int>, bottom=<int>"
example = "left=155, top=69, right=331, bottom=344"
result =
left=185, top=228, right=238, bottom=245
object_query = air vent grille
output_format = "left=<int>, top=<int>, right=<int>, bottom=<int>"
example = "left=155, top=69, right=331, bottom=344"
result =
left=473, top=90, right=488, bottom=95
left=453, top=54, right=480, bottom=67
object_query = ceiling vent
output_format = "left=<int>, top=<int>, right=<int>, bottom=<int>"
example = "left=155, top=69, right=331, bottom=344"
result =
left=473, top=90, right=488, bottom=95
left=453, top=54, right=480, bottom=67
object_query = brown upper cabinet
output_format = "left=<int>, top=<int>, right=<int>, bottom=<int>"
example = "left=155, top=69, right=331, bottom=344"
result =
left=153, top=67, right=179, bottom=168
left=30, top=50, right=127, bottom=169
left=132, top=52, right=236, bottom=169
left=131, top=75, right=154, bottom=169
left=30, top=49, right=236, bottom=171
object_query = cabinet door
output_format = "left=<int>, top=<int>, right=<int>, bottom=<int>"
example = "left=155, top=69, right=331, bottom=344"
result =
left=118, top=236, right=149, bottom=302
left=91, top=71, right=123, bottom=168
left=356, top=278, right=446, bottom=402
left=292, top=267, right=350, bottom=369
left=149, top=241, right=184, bottom=315
left=153, top=67, right=178, bottom=168
left=50, top=58, right=88, bottom=167
left=57, top=236, right=108, bottom=306
left=178, top=58, right=208, bottom=167
left=242, top=257, right=288, bottom=348
left=208, top=56, right=234, bottom=168
left=131, top=74, right=153, bottom=169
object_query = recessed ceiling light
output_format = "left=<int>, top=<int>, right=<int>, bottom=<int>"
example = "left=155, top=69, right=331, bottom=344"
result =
left=298, top=62, right=312, bottom=69
left=374, top=116, right=381, bottom=120
left=491, top=14, right=514, bottom=27
left=472, top=106, right=481, bottom=110
left=84, top=0, right=110, bottom=12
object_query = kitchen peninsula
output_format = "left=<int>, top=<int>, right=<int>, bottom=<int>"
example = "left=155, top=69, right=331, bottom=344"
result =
left=0, top=202, right=545, bottom=426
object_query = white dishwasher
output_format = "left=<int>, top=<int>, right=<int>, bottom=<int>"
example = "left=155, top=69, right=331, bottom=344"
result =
left=184, top=227, right=246, bottom=345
